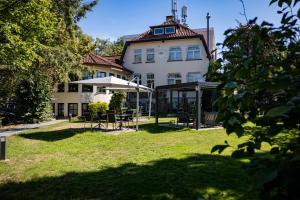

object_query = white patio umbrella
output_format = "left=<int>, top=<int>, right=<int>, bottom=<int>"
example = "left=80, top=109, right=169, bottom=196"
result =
left=71, top=76, right=153, bottom=131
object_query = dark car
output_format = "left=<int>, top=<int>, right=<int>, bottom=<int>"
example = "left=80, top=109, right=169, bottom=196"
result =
left=0, top=110, right=16, bottom=126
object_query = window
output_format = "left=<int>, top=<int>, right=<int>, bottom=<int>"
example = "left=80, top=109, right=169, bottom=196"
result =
left=97, top=87, right=107, bottom=94
left=57, top=83, right=65, bottom=92
left=167, top=73, right=182, bottom=85
left=168, top=47, right=182, bottom=61
left=117, top=75, right=121, bottom=78
left=122, top=76, right=126, bottom=80
left=96, top=71, right=106, bottom=78
left=68, top=74, right=78, bottom=92
left=134, top=49, right=142, bottom=63
left=68, top=103, right=78, bottom=117
left=81, top=103, right=89, bottom=117
left=187, top=46, right=201, bottom=60
left=52, top=103, right=55, bottom=115
left=68, top=83, right=78, bottom=92
left=82, top=71, right=93, bottom=80
left=165, top=26, right=176, bottom=34
left=146, top=48, right=155, bottom=63
left=58, top=103, right=64, bottom=117
left=154, top=27, right=164, bottom=35
left=134, top=73, right=142, bottom=85
left=109, top=73, right=115, bottom=77
left=82, top=85, right=93, bottom=93
left=187, top=72, right=204, bottom=82
left=147, top=73, right=155, bottom=88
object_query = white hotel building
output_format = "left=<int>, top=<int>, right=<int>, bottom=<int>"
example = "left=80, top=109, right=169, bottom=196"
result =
left=52, top=15, right=215, bottom=117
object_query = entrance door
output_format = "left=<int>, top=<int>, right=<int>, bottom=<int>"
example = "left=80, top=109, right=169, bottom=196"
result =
left=58, top=103, right=64, bottom=117
left=68, top=103, right=78, bottom=117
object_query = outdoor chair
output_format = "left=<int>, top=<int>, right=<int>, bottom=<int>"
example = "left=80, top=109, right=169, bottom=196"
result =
left=123, top=110, right=134, bottom=127
left=106, top=111, right=121, bottom=130
left=204, top=111, right=217, bottom=126
left=177, top=112, right=194, bottom=128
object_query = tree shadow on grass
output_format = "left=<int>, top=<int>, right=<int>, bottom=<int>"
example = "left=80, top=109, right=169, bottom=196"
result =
left=18, top=128, right=86, bottom=142
left=0, top=154, right=258, bottom=200
left=138, top=123, right=188, bottom=134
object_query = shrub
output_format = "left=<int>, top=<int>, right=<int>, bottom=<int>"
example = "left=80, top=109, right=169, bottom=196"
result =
left=88, top=102, right=109, bottom=118
left=109, top=92, right=126, bottom=113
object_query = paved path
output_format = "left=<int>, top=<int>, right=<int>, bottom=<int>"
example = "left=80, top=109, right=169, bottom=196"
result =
left=0, top=120, right=67, bottom=137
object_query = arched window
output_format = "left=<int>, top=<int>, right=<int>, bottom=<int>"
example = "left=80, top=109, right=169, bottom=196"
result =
left=167, top=73, right=182, bottom=85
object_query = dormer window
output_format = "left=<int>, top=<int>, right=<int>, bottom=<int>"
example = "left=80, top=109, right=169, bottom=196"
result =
left=165, top=26, right=176, bottom=34
left=154, top=27, right=164, bottom=35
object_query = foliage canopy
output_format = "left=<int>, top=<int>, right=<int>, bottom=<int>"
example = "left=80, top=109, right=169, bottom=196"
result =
left=0, top=0, right=98, bottom=121
left=208, top=0, right=300, bottom=199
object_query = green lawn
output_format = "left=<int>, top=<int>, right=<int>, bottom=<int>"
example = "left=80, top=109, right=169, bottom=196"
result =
left=0, top=118, right=263, bottom=200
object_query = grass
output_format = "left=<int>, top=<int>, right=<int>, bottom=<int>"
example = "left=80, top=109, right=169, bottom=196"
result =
left=0, top=118, right=265, bottom=200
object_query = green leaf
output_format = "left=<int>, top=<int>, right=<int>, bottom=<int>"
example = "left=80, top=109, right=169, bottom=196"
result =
left=291, top=149, right=300, bottom=162
left=228, top=117, right=239, bottom=126
left=269, top=0, right=277, bottom=5
left=261, top=21, right=273, bottom=27
left=231, top=149, right=245, bottom=158
left=265, top=106, right=292, bottom=117
left=224, top=81, right=237, bottom=89
left=261, top=169, right=278, bottom=185
left=270, top=147, right=280, bottom=154
left=211, top=144, right=230, bottom=154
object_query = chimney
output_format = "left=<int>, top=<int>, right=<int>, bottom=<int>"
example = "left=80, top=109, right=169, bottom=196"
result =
left=166, top=15, right=175, bottom=21
left=206, top=13, right=211, bottom=53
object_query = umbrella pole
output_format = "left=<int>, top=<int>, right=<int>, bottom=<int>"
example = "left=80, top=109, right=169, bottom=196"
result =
left=136, top=76, right=139, bottom=131
left=148, top=83, right=153, bottom=119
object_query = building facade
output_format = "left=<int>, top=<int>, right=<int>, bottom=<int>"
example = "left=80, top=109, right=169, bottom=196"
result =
left=121, top=16, right=214, bottom=113
left=121, top=16, right=212, bottom=88
left=52, top=54, right=132, bottom=117
left=52, top=16, right=215, bottom=117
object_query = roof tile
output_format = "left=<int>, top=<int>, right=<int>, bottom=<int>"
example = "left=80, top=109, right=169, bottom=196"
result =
left=130, top=20, right=200, bottom=42
left=83, top=54, right=132, bottom=73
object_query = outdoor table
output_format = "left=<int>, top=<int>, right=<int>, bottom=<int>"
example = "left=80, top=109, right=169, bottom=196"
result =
left=116, top=114, right=131, bottom=129
left=90, top=114, right=107, bottom=131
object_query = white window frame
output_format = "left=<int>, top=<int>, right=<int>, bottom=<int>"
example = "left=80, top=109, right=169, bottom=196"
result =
left=165, top=26, right=176, bottom=34
left=97, top=87, right=107, bottom=94
left=187, top=46, right=201, bottom=60
left=154, top=27, right=164, bottom=35
left=133, top=73, right=142, bottom=85
left=168, top=47, right=182, bottom=61
left=134, top=49, right=142, bottom=63
left=147, top=73, right=155, bottom=88
left=96, top=71, right=106, bottom=78
left=82, top=71, right=93, bottom=80
left=167, top=73, right=182, bottom=85
left=187, top=72, right=204, bottom=83
left=146, top=48, right=155, bottom=63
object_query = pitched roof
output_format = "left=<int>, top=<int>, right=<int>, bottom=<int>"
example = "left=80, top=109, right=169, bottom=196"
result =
left=83, top=54, right=132, bottom=73
left=121, top=18, right=211, bottom=62
left=129, top=19, right=200, bottom=42
left=102, top=55, right=121, bottom=63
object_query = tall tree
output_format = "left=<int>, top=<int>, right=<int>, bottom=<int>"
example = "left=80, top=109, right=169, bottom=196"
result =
left=0, top=0, right=98, bottom=120
left=94, top=37, right=125, bottom=56
left=209, top=0, right=300, bottom=199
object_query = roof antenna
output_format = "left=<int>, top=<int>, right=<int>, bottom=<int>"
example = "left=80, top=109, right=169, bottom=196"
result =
left=181, top=6, right=188, bottom=26
left=171, top=0, right=178, bottom=21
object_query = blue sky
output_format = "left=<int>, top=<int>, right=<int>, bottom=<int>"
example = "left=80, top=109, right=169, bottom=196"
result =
left=78, top=0, right=282, bottom=44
